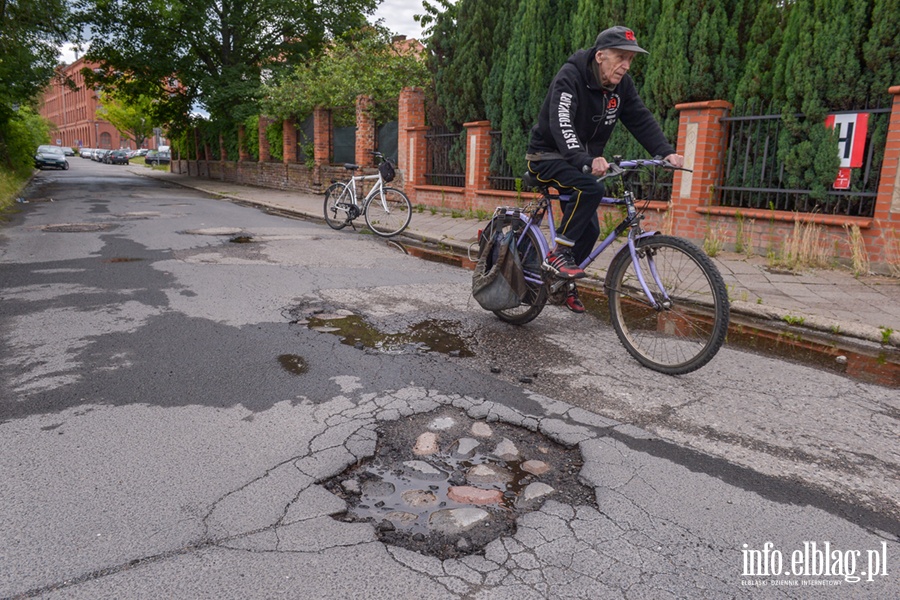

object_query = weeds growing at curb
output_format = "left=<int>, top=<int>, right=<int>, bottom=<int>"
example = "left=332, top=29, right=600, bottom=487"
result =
left=879, top=326, right=894, bottom=345
left=783, top=314, right=805, bottom=326
left=844, top=223, right=870, bottom=276
left=769, top=219, right=833, bottom=271
left=879, top=225, right=900, bottom=277
left=703, top=220, right=727, bottom=257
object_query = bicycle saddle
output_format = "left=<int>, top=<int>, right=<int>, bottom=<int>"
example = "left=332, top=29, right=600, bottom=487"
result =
left=343, top=163, right=360, bottom=171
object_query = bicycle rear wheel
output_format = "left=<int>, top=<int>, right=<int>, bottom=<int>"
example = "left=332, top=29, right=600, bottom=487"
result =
left=479, top=217, right=548, bottom=325
left=606, top=235, right=729, bottom=374
left=364, top=187, right=412, bottom=237
left=324, top=182, right=353, bottom=230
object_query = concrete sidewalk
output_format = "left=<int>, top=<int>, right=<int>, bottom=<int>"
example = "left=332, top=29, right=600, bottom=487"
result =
left=135, top=166, right=900, bottom=349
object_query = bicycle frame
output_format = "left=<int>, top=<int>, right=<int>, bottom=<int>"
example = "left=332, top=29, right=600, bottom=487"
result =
left=500, top=159, right=672, bottom=310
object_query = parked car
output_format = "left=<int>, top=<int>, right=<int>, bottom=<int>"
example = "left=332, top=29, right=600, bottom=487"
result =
left=62, top=147, right=75, bottom=156
left=108, top=149, right=130, bottom=165
left=98, top=149, right=113, bottom=163
left=80, top=148, right=94, bottom=158
left=34, top=145, right=69, bottom=170
left=135, top=148, right=149, bottom=157
left=145, top=150, right=170, bottom=165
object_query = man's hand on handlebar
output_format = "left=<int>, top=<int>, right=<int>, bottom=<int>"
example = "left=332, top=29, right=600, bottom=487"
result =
left=591, top=156, right=610, bottom=176
left=664, top=153, right=684, bottom=168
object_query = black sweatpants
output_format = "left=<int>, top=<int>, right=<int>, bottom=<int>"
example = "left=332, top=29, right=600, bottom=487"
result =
left=527, top=159, right=604, bottom=265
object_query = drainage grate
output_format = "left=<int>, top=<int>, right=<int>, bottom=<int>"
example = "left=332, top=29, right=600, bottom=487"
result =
left=324, top=408, right=594, bottom=559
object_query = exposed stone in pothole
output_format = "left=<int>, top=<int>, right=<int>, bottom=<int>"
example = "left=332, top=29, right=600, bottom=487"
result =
left=323, top=408, right=594, bottom=559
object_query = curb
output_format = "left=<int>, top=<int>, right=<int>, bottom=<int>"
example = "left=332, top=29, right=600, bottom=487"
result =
left=139, top=170, right=900, bottom=351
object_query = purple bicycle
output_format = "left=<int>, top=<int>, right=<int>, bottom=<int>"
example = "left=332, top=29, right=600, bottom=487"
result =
left=477, top=158, right=729, bottom=375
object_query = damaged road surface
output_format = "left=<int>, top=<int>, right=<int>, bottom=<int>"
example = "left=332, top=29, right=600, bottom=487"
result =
left=1, top=162, right=897, bottom=599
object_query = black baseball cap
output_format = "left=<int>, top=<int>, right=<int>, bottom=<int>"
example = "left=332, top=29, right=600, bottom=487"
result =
left=595, top=26, right=649, bottom=54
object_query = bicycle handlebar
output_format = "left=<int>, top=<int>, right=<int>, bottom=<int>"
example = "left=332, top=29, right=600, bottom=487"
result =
left=581, top=157, right=692, bottom=181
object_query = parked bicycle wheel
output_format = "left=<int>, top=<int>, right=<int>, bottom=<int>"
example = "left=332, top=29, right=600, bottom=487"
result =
left=364, top=187, right=412, bottom=237
left=323, top=182, right=353, bottom=230
left=606, top=235, right=729, bottom=375
left=480, top=217, right=548, bottom=325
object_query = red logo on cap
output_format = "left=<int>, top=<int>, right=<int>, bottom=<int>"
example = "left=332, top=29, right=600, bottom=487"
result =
left=625, top=30, right=636, bottom=41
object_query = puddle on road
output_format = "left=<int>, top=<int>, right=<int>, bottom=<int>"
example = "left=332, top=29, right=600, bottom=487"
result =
left=103, top=257, right=144, bottom=263
left=574, top=285, right=899, bottom=388
left=229, top=235, right=254, bottom=243
left=307, top=314, right=474, bottom=357
left=277, top=354, right=308, bottom=375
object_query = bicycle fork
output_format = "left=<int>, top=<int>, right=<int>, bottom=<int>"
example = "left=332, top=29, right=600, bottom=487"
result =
left=616, top=191, right=673, bottom=311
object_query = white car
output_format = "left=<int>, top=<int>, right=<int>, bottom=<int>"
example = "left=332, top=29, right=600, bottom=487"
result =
left=80, top=148, right=94, bottom=158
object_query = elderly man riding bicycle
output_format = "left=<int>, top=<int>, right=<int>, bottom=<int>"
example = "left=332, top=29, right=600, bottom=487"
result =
left=526, top=25, right=684, bottom=313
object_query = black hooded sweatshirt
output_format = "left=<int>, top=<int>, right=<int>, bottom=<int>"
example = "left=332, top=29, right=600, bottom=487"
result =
left=527, top=48, right=675, bottom=171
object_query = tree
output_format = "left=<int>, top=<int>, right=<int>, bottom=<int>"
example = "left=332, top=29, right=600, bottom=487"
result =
left=482, top=0, right=522, bottom=128
left=436, top=0, right=509, bottom=128
left=864, top=0, right=900, bottom=105
left=500, top=0, right=577, bottom=175
left=96, top=91, right=155, bottom=148
left=0, top=105, right=51, bottom=175
left=73, top=0, right=378, bottom=130
left=0, top=0, right=71, bottom=121
left=261, top=27, right=430, bottom=123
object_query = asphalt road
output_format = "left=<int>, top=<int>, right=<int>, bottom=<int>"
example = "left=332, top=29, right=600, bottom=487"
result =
left=0, top=159, right=897, bottom=598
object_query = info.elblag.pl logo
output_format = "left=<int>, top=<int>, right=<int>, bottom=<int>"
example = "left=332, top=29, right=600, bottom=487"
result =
left=741, top=541, right=889, bottom=587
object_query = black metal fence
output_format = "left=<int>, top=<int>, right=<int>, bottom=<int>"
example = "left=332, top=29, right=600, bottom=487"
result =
left=488, top=130, right=673, bottom=200
left=488, top=131, right=518, bottom=191
left=718, top=107, right=889, bottom=217
left=618, top=168, right=673, bottom=203
left=424, top=128, right=465, bottom=187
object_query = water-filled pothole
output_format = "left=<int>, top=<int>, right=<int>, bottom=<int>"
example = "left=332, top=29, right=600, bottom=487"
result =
left=278, top=354, right=308, bottom=375
left=229, top=235, right=254, bottom=243
left=304, top=312, right=474, bottom=357
left=323, top=408, right=594, bottom=559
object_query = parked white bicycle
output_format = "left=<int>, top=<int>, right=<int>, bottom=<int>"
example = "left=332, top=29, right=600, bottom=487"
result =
left=323, top=151, right=412, bottom=237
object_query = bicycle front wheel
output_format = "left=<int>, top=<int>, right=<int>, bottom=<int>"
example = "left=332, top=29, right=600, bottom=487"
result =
left=364, top=187, right=412, bottom=237
left=480, top=216, right=548, bottom=325
left=606, top=235, right=729, bottom=374
left=324, top=183, right=353, bottom=230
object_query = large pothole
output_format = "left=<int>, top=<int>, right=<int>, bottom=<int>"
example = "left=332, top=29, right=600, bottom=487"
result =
left=323, top=408, right=594, bottom=559
left=288, top=303, right=473, bottom=357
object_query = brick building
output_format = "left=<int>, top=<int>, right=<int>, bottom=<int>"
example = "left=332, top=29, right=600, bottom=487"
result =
left=38, top=57, right=165, bottom=151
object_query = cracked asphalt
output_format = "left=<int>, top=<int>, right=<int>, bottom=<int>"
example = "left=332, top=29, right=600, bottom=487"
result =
left=1, top=161, right=897, bottom=598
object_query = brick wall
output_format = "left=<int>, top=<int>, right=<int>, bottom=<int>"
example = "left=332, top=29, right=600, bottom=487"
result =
left=173, top=85, right=900, bottom=273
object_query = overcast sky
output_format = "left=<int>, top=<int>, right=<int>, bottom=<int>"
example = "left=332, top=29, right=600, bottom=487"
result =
left=373, top=0, right=426, bottom=39
left=59, top=0, right=427, bottom=63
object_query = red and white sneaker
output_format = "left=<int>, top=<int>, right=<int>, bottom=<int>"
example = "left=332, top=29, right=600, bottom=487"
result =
left=543, top=248, right=586, bottom=279
left=564, top=285, right=585, bottom=313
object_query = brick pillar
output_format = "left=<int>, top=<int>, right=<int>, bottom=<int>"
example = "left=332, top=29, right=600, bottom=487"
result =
left=671, top=100, right=733, bottom=238
left=398, top=87, right=427, bottom=199
left=870, top=85, right=900, bottom=267
left=355, top=95, right=376, bottom=167
left=258, top=116, right=271, bottom=162
left=238, top=124, right=249, bottom=162
left=219, top=133, right=226, bottom=161
left=193, top=127, right=200, bottom=161
left=283, top=119, right=298, bottom=164
left=464, top=121, right=492, bottom=203
left=313, top=106, right=332, bottom=166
